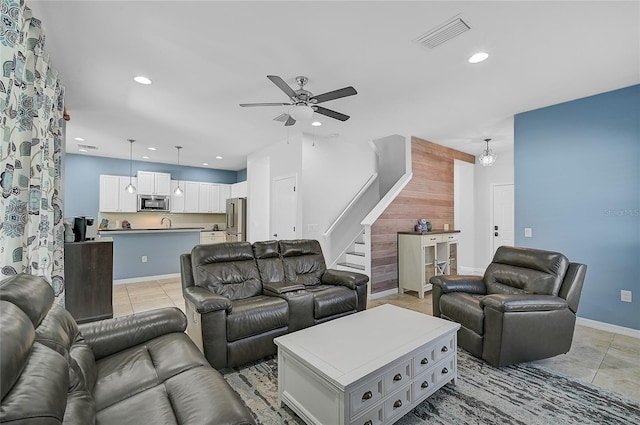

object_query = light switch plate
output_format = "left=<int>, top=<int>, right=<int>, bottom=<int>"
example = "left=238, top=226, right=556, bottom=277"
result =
left=621, top=290, right=632, bottom=302
left=524, top=228, right=532, bottom=238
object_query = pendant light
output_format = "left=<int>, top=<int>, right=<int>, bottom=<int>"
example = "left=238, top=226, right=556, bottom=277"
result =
left=125, top=139, right=136, bottom=193
left=479, top=138, right=497, bottom=167
left=173, top=146, right=183, bottom=196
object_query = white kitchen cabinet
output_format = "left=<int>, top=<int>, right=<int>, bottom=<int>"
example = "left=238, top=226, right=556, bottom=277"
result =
left=230, top=181, right=247, bottom=198
left=137, top=171, right=171, bottom=196
left=218, top=184, right=231, bottom=212
left=200, top=231, right=226, bottom=244
left=210, top=184, right=221, bottom=213
left=170, top=180, right=185, bottom=212
left=99, top=175, right=137, bottom=212
left=198, top=183, right=212, bottom=213
left=184, top=181, right=199, bottom=213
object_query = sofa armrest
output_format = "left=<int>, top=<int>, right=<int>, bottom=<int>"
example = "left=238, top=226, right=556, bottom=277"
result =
left=183, top=286, right=232, bottom=314
left=481, top=294, right=568, bottom=312
left=78, top=307, right=186, bottom=360
left=321, top=269, right=369, bottom=290
left=430, top=275, right=486, bottom=294
left=263, top=281, right=305, bottom=295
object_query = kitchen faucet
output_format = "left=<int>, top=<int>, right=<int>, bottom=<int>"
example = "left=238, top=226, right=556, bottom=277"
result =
left=160, top=217, right=172, bottom=228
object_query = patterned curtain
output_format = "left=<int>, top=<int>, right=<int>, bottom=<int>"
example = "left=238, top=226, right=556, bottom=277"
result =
left=0, top=0, right=65, bottom=303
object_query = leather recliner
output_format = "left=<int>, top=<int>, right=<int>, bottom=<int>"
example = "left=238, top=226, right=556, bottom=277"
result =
left=430, top=246, right=587, bottom=367
left=181, top=239, right=369, bottom=369
left=0, top=274, right=255, bottom=425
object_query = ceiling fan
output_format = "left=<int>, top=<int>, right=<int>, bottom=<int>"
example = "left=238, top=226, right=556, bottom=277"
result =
left=240, top=75, right=357, bottom=126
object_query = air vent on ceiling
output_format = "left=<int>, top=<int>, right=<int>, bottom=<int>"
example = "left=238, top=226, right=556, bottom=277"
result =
left=414, top=16, right=471, bottom=49
left=77, top=144, right=98, bottom=150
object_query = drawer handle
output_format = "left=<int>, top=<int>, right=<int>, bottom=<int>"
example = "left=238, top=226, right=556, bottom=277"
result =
left=393, top=373, right=402, bottom=382
left=441, top=346, right=449, bottom=353
left=420, top=357, right=429, bottom=365
left=393, top=400, right=403, bottom=409
left=442, top=367, right=449, bottom=374
left=362, top=391, right=373, bottom=401
left=421, top=381, right=429, bottom=389
left=364, top=422, right=373, bottom=425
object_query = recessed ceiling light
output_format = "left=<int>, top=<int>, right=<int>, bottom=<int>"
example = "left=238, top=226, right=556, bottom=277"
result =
left=202, top=162, right=209, bottom=166
left=311, top=121, right=322, bottom=127
left=468, top=52, right=489, bottom=63
left=134, top=75, right=152, bottom=85
left=142, top=156, right=149, bottom=159
left=215, top=156, right=223, bottom=160
left=74, top=137, right=85, bottom=141
left=78, top=148, right=87, bottom=152
left=147, top=147, right=157, bottom=151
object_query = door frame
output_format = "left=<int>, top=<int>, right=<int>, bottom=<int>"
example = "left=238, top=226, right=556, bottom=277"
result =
left=271, top=173, right=300, bottom=240
left=489, top=182, right=515, bottom=256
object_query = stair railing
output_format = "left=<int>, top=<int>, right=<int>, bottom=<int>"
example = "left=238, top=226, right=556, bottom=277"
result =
left=323, top=173, right=378, bottom=237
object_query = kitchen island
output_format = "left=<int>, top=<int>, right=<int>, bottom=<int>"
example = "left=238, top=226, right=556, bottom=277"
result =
left=100, top=227, right=203, bottom=281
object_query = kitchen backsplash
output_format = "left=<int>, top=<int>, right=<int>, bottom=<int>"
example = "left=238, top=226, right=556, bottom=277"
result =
left=99, top=212, right=225, bottom=231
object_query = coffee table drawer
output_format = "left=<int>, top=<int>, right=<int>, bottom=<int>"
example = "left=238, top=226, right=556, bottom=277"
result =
left=350, top=377, right=383, bottom=416
left=435, top=356, right=456, bottom=385
left=384, top=385, right=412, bottom=422
left=383, top=359, right=411, bottom=394
left=350, top=405, right=383, bottom=425
left=412, top=345, right=437, bottom=377
left=434, top=334, right=456, bottom=362
left=412, top=370, right=437, bottom=402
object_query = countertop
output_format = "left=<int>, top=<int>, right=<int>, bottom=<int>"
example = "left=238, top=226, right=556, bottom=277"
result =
left=397, top=230, right=460, bottom=235
left=99, top=227, right=204, bottom=235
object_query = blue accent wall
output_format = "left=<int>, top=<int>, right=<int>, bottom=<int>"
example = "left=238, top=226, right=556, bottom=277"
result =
left=64, top=154, right=239, bottom=218
left=514, top=85, right=640, bottom=330
left=236, top=168, right=247, bottom=181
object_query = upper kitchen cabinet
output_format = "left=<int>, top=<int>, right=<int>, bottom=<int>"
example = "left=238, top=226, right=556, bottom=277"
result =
left=198, top=182, right=212, bottom=213
left=99, top=175, right=137, bottom=212
left=184, top=181, right=199, bottom=213
left=231, top=181, right=247, bottom=198
left=219, top=184, right=230, bottom=211
left=137, top=171, right=171, bottom=196
left=196, top=182, right=228, bottom=213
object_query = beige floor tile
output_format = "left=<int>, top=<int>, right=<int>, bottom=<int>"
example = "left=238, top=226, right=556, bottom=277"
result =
left=593, top=350, right=640, bottom=401
left=112, top=292, right=130, bottom=303
left=163, top=288, right=184, bottom=298
left=131, top=300, right=175, bottom=313
left=113, top=303, right=133, bottom=318
left=128, top=292, right=172, bottom=303
left=157, top=278, right=181, bottom=285
left=113, top=284, right=129, bottom=293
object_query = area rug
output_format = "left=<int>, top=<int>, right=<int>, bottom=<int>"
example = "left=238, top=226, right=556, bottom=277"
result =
left=222, top=349, right=640, bottom=425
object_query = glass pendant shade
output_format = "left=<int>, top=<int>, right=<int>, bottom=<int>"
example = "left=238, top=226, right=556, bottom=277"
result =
left=479, top=138, right=497, bottom=167
left=173, top=146, right=183, bottom=196
left=125, top=139, right=136, bottom=193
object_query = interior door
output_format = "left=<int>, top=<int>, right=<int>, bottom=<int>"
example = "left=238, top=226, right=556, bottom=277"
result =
left=272, top=176, right=297, bottom=240
left=492, top=184, right=515, bottom=256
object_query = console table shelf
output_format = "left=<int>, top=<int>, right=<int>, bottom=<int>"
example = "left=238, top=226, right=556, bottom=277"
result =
left=397, top=231, right=459, bottom=299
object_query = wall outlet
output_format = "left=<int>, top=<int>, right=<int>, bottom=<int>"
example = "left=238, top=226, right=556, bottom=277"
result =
left=141, top=255, right=148, bottom=263
left=524, top=227, right=533, bottom=238
left=621, top=290, right=632, bottom=303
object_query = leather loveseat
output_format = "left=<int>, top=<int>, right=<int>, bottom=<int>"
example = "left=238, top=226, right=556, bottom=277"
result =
left=0, top=274, right=256, bottom=425
left=430, top=246, right=587, bottom=367
left=180, top=239, right=369, bottom=369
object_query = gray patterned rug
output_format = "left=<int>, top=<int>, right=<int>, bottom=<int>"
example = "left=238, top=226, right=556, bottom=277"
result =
left=222, top=349, right=640, bottom=425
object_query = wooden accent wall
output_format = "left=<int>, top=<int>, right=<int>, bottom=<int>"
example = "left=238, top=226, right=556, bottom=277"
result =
left=370, top=137, right=475, bottom=293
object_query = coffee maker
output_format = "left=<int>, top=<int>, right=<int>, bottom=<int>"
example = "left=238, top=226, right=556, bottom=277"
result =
left=73, top=217, right=97, bottom=242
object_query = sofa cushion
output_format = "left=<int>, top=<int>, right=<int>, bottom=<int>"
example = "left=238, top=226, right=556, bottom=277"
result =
left=440, top=292, right=485, bottom=336
left=191, top=242, right=263, bottom=300
left=227, top=295, right=289, bottom=342
left=93, top=333, right=208, bottom=411
left=280, top=240, right=327, bottom=286
left=254, top=240, right=286, bottom=283
left=306, top=285, right=357, bottom=319
left=485, top=246, right=568, bottom=296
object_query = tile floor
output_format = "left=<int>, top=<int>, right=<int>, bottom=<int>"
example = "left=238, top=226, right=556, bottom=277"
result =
left=114, top=279, right=640, bottom=402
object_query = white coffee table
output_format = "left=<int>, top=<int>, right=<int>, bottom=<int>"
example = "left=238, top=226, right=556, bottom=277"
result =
left=273, top=304, right=460, bottom=425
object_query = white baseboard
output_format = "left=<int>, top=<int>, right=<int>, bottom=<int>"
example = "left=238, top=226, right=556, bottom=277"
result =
left=113, top=273, right=181, bottom=285
left=576, top=317, right=640, bottom=339
left=369, top=288, right=399, bottom=300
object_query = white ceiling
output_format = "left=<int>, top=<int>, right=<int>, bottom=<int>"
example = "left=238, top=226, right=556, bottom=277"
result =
left=28, top=1, right=640, bottom=171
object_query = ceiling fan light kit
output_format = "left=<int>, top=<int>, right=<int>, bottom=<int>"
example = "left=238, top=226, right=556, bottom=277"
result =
left=240, top=75, right=357, bottom=126
left=479, top=138, right=497, bottom=167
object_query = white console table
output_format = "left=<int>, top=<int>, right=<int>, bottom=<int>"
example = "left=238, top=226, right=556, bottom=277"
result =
left=397, top=231, right=459, bottom=299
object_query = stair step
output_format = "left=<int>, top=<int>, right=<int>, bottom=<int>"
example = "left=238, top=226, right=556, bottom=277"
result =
left=345, top=253, right=365, bottom=266
left=353, top=242, right=366, bottom=254
left=337, top=262, right=365, bottom=271
left=347, top=251, right=365, bottom=257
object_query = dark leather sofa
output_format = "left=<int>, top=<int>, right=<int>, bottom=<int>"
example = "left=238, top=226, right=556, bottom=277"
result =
left=180, top=239, right=369, bottom=369
left=0, top=274, right=255, bottom=425
left=430, top=246, right=587, bottom=367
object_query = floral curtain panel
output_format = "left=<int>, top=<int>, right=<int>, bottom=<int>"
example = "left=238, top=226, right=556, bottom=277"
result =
left=1, top=0, right=65, bottom=303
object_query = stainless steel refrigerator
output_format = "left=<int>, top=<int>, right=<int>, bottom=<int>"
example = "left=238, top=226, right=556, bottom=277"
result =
left=225, top=197, right=246, bottom=242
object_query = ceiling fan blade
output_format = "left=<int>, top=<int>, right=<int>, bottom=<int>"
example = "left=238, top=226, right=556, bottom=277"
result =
left=240, top=102, right=291, bottom=107
left=267, top=75, right=298, bottom=100
left=273, top=113, right=289, bottom=122
left=285, top=116, right=296, bottom=126
left=310, top=86, right=357, bottom=104
left=313, top=106, right=350, bottom=121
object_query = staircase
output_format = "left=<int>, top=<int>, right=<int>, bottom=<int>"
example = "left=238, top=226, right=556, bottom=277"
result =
left=336, top=231, right=366, bottom=273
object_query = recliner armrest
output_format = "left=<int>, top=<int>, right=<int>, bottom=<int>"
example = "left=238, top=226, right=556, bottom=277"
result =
left=321, top=269, right=369, bottom=290
left=263, top=281, right=305, bottom=295
left=481, top=294, right=568, bottom=312
left=430, top=275, right=486, bottom=294
left=79, top=307, right=186, bottom=360
left=183, top=286, right=232, bottom=314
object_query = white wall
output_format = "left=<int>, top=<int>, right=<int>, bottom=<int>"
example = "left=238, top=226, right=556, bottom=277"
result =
left=472, top=147, right=514, bottom=268
left=454, top=160, right=476, bottom=273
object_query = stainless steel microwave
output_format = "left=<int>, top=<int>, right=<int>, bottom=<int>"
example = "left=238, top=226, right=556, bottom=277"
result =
left=137, top=195, right=170, bottom=212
